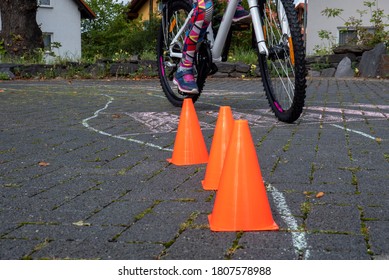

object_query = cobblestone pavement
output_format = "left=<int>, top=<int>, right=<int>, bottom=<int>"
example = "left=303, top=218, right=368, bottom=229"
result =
left=0, top=78, right=388, bottom=260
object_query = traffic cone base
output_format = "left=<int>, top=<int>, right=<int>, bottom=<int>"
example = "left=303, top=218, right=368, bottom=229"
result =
left=208, top=215, right=279, bottom=232
left=208, top=120, right=279, bottom=232
left=167, top=98, right=208, bottom=165
left=202, top=106, right=234, bottom=190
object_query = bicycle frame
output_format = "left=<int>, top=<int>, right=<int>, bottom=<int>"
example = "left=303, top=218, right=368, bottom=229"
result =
left=167, top=0, right=291, bottom=61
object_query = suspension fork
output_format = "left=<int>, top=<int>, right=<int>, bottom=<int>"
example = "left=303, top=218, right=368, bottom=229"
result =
left=250, top=0, right=291, bottom=53
left=277, top=0, right=291, bottom=38
left=247, top=0, right=269, bottom=56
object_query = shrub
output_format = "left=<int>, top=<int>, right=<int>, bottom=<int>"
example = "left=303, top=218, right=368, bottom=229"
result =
left=321, top=1, right=389, bottom=48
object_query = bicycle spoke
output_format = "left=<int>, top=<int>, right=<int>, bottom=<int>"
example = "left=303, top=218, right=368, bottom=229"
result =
left=263, top=0, right=296, bottom=109
left=258, top=0, right=306, bottom=123
left=157, top=1, right=200, bottom=106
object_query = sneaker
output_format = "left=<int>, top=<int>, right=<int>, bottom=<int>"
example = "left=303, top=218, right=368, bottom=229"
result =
left=233, top=6, right=250, bottom=22
left=173, top=68, right=199, bottom=94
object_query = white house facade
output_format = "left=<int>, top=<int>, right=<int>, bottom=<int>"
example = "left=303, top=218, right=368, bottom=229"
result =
left=0, top=0, right=95, bottom=60
left=306, top=0, right=389, bottom=55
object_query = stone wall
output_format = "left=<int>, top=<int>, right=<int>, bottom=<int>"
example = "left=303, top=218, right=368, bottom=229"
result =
left=1, top=44, right=388, bottom=80
left=0, top=60, right=260, bottom=80
left=307, top=43, right=389, bottom=79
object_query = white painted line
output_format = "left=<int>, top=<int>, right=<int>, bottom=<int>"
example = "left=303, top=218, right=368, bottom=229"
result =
left=81, top=94, right=173, bottom=152
left=308, top=106, right=386, bottom=118
left=267, top=184, right=310, bottom=259
left=302, top=112, right=362, bottom=123
left=346, top=103, right=389, bottom=110
left=331, top=124, right=378, bottom=141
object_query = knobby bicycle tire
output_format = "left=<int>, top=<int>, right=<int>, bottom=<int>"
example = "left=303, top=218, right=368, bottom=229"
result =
left=157, top=0, right=203, bottom=107
left=258, top=0, right=306, bottom=123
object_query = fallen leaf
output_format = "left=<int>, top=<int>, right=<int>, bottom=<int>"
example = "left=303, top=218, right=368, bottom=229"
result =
left=316, top=192, right=325, bottom=198
left=38, top=161, right=50, bottom=167
left=303, top=191, right=313, bottom=196
left=112, top=114, right=121, bottom=119
left=72, top=220, right=91, bottom=227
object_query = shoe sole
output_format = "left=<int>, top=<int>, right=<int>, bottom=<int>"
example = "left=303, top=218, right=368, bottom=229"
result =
left=173, top=78, right=199, bottom=94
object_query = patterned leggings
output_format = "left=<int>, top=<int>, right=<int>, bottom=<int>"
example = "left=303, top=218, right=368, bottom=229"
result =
left=180, top=0, right=214, bottom=70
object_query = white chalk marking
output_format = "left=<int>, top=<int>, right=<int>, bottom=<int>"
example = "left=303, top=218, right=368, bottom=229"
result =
left=81, top=94, right=173, bottom=152
left=127, top=111, right=214, bottom=133
left=205, top=110, right=277, bottom=126
left=267, top=184, right=310, bottom=259
left=127, top=112, right=180, bottom=133
left=330, top=124, right=378, bottom=141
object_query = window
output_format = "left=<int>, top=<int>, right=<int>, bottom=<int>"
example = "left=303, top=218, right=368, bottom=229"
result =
left=38, top=0, right=51, bottom=7
left=338, top=28, right=358, bottom=45
left=338, top=26, right=376, bottom=45
left=42, top=33, right=52, bottom=51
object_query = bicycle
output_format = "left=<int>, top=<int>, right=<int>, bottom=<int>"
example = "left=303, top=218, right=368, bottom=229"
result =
left=157, top=0, right=306, bottom=123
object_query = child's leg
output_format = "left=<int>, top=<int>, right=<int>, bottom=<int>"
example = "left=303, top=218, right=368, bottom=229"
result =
left=175, top=0, right=213, bottom=93
left=180, top=0, right=213, bottom=70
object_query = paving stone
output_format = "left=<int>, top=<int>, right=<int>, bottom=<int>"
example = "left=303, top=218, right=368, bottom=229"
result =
left=0, top=239, right=40, bottom=259
left=366, top=221, right=389, bottom=257
left=306, top=233, right=370, bottom=260
left=1, top=78, right=389, bottom=260
left=117, top=201, right=201, bottom=243
left=307, top=205, right=361, bottom=233
left=33, top=239, right=164, bottom=260
left=233, top=232, right=297, bottom=260
left=162, top=228, right=236, bottom=260
left=3, top=224, right=119, bottom=242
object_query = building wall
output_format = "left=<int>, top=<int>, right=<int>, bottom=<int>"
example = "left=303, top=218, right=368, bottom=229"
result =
left=136, top=0, right=159, bottom=21
left=0, top=0, right=82, bottom=60
left=37, top=0, right=82, bottom=59
left=307, top=0, right=389, bottom=55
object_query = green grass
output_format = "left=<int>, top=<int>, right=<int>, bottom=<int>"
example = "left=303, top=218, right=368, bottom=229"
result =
left=229, top=47, right=258, bottom=65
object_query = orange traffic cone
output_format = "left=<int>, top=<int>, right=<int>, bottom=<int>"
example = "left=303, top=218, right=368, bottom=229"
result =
left=208, top=120, right=279, bottom=231
left=167, top=98, right=209, bottom=165
left=202, top=106, right=234, bottom=190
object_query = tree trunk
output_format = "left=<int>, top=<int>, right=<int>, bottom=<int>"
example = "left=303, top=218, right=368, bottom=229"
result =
left=0, top=0, right=43, bottom=57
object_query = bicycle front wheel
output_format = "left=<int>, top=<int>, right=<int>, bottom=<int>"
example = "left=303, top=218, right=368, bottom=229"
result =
left=258, top=0, right=306, bottom=123
left=157, top=0, right=199, bottom=107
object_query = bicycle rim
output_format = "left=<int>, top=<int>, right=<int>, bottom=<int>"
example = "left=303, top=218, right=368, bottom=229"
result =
left=157, top=0, right=199, bottom=107
left=258, top=0, right=306, bottom=123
